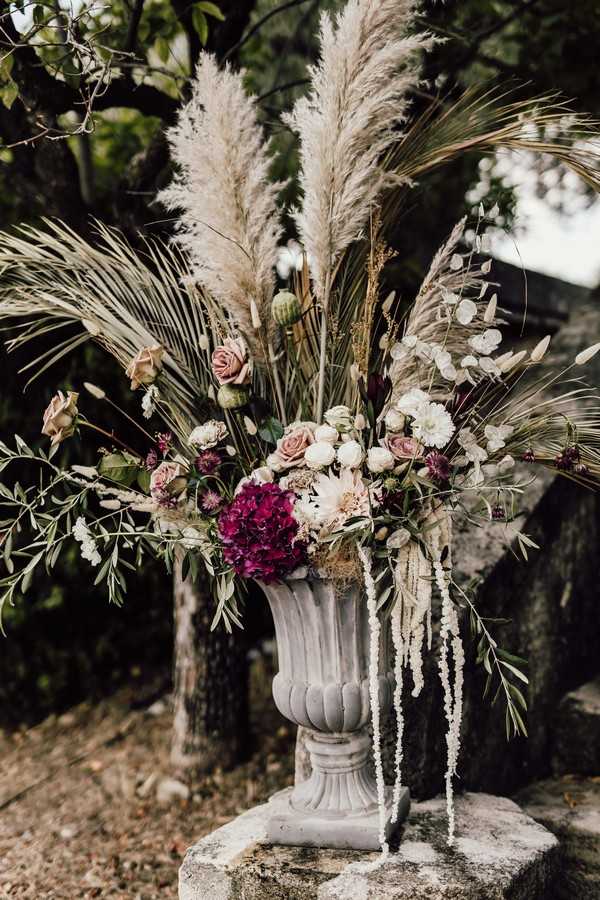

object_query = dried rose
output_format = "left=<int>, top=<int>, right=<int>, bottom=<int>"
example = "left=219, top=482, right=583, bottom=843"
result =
left=42, top=391, right=79, bottom=446
left=211, top=337, right=251, bottom=386
left=383, top=434, right=424, bottom=461
left=268, top=421, right=316, bottom=471
left=126, top=345, right=165, bottom=390
left=150, top=461, right=187, bottom=507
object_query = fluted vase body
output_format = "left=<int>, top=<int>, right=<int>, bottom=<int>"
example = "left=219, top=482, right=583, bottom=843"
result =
left=258, top=574, right=409, bottom=850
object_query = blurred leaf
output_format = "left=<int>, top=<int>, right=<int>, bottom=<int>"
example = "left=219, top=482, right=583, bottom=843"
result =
left=192, top=8, right=209, bottom=45
left=197, top=2, right=225, bottom=21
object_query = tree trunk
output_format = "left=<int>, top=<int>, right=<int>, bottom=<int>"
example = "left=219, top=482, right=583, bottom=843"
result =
left=171, top=558, right=248, bottom=777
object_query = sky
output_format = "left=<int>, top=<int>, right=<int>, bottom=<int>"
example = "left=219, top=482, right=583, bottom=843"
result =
left=475, top=152, right=600, bottom=290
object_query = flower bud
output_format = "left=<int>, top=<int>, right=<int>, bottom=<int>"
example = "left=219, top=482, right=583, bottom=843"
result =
left=217, top=384, right=249, bottom=409
left=271, top=290, right=302, bottom=326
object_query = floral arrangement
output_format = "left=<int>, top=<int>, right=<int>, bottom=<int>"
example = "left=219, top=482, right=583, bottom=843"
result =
left=2, top=0, right=600, bottom=850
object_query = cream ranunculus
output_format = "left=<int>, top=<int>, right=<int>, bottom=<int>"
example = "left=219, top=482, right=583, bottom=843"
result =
left=366, top=446, right=395, bottom=473
left=188, top=420, right=228, bottom=449
left=305, top=441, right=336, bottom=469
left=42, top=391, right=79, bottom=445
left=126, top=345, right=165, bottom=390
left=336, top=440, right=364, bottom=469
left=211, top=337, right=251, bottom=385
left=384, top=408, right=406, bottom=433
left=314, top=424, right=338, bottom=444
left=324, top=405, right=353, bottom=431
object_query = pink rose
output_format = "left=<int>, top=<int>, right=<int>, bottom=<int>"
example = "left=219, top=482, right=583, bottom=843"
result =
left=42, top=391, right=79, bottom=445
left=126, top=345, right=165, bottom=390
left=383, top=434, right=424, bottom=461
left=269, top=422, right=316, bottom=470
left=150, top=461, right=187, bottom=506
left=211, top=338, right=251, bottom=386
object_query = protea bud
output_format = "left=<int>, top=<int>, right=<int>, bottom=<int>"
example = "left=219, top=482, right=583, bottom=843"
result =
left=217, top=384, right=249, bottom=410
left=271, top=290, right=302, bottom=326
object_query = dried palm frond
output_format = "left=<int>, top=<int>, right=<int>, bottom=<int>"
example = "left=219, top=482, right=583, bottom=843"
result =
left=0, top=220, right=219, bottom=435
left=160, top=52, right=284, bottom=363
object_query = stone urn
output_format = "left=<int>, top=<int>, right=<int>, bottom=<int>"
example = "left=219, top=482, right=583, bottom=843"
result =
left=258, top=573, right=410, bottom=850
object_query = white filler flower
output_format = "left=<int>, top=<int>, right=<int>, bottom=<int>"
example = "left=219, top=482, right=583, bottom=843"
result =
left=411, top=402, right=455, bottom=449
left=73, top=516, right=101, bottom=567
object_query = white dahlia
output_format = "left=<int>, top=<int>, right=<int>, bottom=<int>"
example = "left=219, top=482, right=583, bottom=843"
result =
left=311, top=469, right=372, bottom=531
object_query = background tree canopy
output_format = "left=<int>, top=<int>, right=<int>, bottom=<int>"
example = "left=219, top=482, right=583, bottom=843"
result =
left=1, top=0, right=599, bottom=722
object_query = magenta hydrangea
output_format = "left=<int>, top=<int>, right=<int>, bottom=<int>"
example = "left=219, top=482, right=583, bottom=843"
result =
left=218, top=482, right=307, bottom=583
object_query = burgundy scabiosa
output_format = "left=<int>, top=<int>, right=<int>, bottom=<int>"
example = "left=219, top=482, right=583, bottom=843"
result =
left=218, top=482, right=307, bottom=582
left=195, top=449, right=221, bottom=474
left=201, top=489, right=223, bottom=513
left=425, top=451, right=451, bottom=485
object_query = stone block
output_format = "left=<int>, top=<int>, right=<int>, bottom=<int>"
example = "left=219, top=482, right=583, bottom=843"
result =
left=179, top=792, right=558, bottom=900
left=553, top=677, right=600, bottom=776
left=517, top=776, right=600, bottom=899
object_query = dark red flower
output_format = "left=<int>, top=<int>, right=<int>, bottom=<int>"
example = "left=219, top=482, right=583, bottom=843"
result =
left=491, top=505, right=505, bottom=521
left=425, top=451, right=451, bottom=484
left=195, top=450, right=221, bottom=475
left=145, top=448, right=158, bottom=470
left=156, top=432, right=173, bottom=456
left=218, top=482, right=307, bottom=583
left=521, top=448, right=535, bottom=463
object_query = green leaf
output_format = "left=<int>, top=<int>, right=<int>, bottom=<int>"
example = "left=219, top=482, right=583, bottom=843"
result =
left=192, top=8, right=209, bottom=45
left=196, top=1, right=225, bottom=20
left=155, top=35, right=170, bottom=63
left=0, top=80, right=18, bottom=111
left=98, top=453, right=139, bottom=487
left=258, top=417, right=284, bottom=446
left=137, top=468, right=151, bottom=494
left=499, top=660, right=529, bottom=684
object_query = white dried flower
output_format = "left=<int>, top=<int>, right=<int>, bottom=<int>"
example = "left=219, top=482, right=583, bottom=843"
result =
left=456, top=299, right=477, bottom=325
left=188, top=420, right=228, bottom=449
left=461, top=355, right=478, bottom=369
left=499, top=350, right=527, bottom=373
left=72, top=516, right=101, bottom=567
left=337, top=440, right=364, bottom=469
left=366, top=446, right=395, bottom=473
left=304, top=441, right=336, bottom=469
left=478, top=357, right=501, bottom=377
left=458, top=428, right=488, bottom=464
left=397, top=388, right=430, bottom=418
left=83, top=382, right=106, bottom=400
left=530, top=334, right=551, bottom=362
left=199, top=334, right=210, bottom=351
left=469, top=328, right=502, bottom=356
left=484, top=293, right=498, bottom=323
left=481, top=259, right=492, bottom=274
left=575, top=342, right=600, bottom=365
left=385, top=409, right=406, bottom=432
left=354, top=413, right=366, bottom=430
left=315, top=424, right=338, bottom=444
left=142, top=385, right=160, bottom=420
left=243, top=415, right=258, bottom=436
left=411, top=402, right=455, bottom=449
left=324, top=405, right=353, bottom=431
left=449, top=253, right=463, bottom=271
left=484, top=424, right=514, bottom=453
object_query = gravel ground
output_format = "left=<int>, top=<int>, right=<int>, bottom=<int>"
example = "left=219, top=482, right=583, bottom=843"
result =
left=0, top=660, right=295, bottom=898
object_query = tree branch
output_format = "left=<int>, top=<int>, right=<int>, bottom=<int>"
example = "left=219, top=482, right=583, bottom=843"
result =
left=222, top=0, right=313, bottom=63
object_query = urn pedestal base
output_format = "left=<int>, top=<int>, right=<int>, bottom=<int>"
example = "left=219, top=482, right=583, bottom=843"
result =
left=266, top=729, right=410, bottom=851
left=266, top=784, right=410, bottom=851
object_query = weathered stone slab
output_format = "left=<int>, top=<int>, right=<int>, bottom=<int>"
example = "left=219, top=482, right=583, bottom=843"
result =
left=517, top=776, right=600, bottom=899
left=553, top=677, right=600, bottom=775
left=179, top=792, right=558, bottom=900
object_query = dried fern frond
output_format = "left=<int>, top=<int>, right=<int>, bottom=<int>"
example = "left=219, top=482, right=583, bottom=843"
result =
left=160, top=52, right=284, bottom=362
left=0, top=220, right=218, bottom=434
left=285, top=0, right=432, bottom=303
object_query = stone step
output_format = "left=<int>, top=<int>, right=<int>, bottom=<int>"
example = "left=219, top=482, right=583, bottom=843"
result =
left=516, top=776, right=600, bottom=900
left=553, top=676, right=600, bottom=776
left=179, top=791, right=558, bottom=900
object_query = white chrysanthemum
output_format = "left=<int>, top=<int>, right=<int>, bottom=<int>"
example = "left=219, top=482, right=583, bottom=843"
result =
left=311, top=468, right=372, bottom=530
left=411, top=402, right=455, bottom=449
